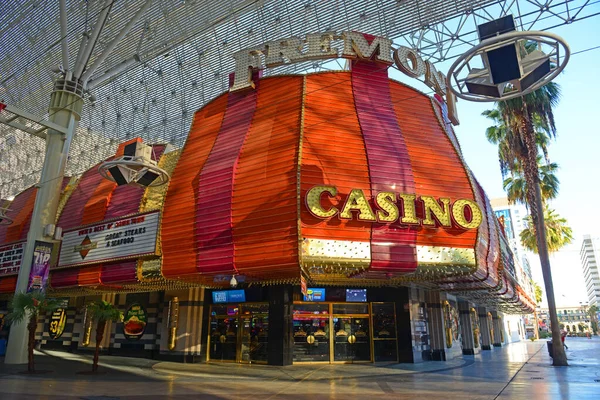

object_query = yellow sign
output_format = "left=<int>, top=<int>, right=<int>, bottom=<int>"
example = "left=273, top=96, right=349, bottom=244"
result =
left=305, top=185, right=482, bottom=230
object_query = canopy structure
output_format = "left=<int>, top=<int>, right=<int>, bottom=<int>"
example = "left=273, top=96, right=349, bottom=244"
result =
left=1, top=0, right=597, bottom=199
left=0, top=64, right=536, bottom=312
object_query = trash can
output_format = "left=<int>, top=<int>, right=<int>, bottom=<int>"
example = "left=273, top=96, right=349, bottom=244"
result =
left=0, top=339, right=7, bottom=356
left=547, top=341, right=553, bottom=358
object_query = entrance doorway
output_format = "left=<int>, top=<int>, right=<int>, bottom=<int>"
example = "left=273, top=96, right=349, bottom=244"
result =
left=292, top=302, right=398, bottom=363
left=208, top=303, right=268, bottom=363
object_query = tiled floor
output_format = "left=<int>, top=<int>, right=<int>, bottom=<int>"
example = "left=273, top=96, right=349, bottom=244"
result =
left=1, top=337, right=599, bottom=399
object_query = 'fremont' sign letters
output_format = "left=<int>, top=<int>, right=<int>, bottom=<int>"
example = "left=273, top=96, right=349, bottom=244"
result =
left=230, top=31, right=459, bottom=125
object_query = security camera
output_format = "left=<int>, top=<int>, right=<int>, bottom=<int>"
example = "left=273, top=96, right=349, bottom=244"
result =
left=230, top=275, right=238, bottom=288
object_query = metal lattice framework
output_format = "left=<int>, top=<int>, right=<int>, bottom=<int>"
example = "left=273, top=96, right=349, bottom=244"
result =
left=0, top=0, right=599, bottom=199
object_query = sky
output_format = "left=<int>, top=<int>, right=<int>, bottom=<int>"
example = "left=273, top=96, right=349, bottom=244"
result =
left=388, top=17, right=600, bottom=308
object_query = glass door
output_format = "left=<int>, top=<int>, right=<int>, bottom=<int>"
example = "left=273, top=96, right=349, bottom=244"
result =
left=208, top=303, right=268, bottom=363
left=240, top=304, right=269, bottom=363
left=293, top=303, right=330, bottom=362
left=209, top=311, right=238, bottom=361
left=332, top=303, right=371, bottom=363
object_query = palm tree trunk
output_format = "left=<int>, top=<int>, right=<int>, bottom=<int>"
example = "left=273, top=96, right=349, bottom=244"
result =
left=92, top=320, right=106, bottom=372
left=521, top=110, right=568, bottom=366
left=27, top=314, right=37, bottom=373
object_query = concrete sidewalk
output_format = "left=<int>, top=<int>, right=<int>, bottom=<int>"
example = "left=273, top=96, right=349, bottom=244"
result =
left=0, top=337, right=598, bottom=399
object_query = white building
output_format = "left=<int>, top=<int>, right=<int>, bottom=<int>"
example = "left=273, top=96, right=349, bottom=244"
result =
left=579, top=235, right=600, bottom=307
left=491, top=198, right=536, bottom=341
left=491, top=198, right=532, bottom=279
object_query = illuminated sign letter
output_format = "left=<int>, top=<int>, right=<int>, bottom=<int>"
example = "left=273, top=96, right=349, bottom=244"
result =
left=424, top=60, right=448, bottom=96
left=399, top=194, right=419, bottom=224
left=342, top=31, right=393, bottom=64
left=452, top=199, right=483, bottom=229
left=304, top=32, right=338, bottom=60
left=393, top=46, right=426, bottom=78
left=340, top=189, right=376, bottom=221
left=421, top=196, right=452, bottom=227
left=265, top=37, right=305, bottom=67
left=306, top=186, right=339, bottom=218
left=375, top=192, right=399, bottom=223
left=230, top=47, right=264, bottom=91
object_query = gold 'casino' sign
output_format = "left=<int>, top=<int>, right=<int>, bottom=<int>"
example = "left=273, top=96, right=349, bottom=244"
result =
left=305, top=186, right=482, bottom=229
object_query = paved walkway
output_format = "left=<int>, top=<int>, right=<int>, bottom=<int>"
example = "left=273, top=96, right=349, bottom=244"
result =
left=1, top=337, right=599, bottom=399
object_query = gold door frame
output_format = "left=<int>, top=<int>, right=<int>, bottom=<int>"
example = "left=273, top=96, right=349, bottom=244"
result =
left=293, top=301, right=399, bottom=364
left=206, top=302, right=269, bottom=364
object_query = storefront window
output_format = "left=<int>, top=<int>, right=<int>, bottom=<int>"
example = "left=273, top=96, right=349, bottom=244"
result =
left=332, top=303, right=368, bottom=315
left=372, top=303, right=397, bottom=362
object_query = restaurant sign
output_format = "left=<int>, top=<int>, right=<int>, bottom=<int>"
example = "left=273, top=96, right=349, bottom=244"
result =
left=0, top=241, right=24, bottom=275
left=305, top=186, right=482, bottom=229
left=58, top=212, right=159, bottom=267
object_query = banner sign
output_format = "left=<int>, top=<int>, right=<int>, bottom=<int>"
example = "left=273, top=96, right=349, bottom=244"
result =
left=48, top=299, right=69, bottom=340
left=58, top=212, right=159, bottom=267
left=28, top=241, right=53, bottom=292
left=123, top=303, right=147, bottom=341
left=212, top=290, right=246, bottom=304
left=0, top=242, right=25, bottom=275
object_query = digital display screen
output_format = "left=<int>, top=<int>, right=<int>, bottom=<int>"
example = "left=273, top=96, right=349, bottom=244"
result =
left=346, top=289, right=367, bottom=302
left=303, top=288, right=326, bottom=302
left=212, top=290, right=246, bottom=303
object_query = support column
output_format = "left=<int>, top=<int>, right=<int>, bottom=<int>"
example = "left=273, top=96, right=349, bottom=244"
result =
left=5, top=79, right=83, bottom=364
left=159, top=288, right=205, bottom=362
left=491, top=311, right=503, bottom=347
left=425, top=291, right=446, bottom=361
left=267, top=285, right=293, bottom=366
left=458, top=300, right=476, bottom=355
left=478, top=307, right=493, bottom=350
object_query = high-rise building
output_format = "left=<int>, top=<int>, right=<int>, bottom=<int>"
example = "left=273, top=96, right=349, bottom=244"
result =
left=491, top=198, right=532, bottom=279
left=579, top=235, right=600, bottom=307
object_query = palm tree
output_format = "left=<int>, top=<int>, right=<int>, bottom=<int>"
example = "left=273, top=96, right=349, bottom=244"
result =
left=5, top=291, right=60, bottom=372
left=588, top=305, right=599, bottom=335
left=520, top=207, right=573, bottom=254
left=85, top=301, right=122, bottom=372
left=503, top=158, right=559, bottom=204
left=485, top=77, right=568, bottom=365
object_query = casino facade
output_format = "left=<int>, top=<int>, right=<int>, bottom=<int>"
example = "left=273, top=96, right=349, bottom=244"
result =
left=0, top=61, right=535, bottom=364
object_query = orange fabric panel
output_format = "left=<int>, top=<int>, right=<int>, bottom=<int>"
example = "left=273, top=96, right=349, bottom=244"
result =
left=300, top=73, right=371, bottom=242
left=77, top=265, right=102, bottom=286
left=5, top=187, right=37, bottom=242
left=390, top=82, right=477, bottom=249
left=161, top=93, right=228, bottom=278
left=0, top=276, right=17, bottom=293
left=232, top=76, right=304, bottom=278
left=80, top=178, right=117, bottom=226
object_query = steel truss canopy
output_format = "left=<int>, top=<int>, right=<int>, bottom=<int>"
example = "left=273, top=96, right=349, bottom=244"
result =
left=0, top=0, right=598, bottom=199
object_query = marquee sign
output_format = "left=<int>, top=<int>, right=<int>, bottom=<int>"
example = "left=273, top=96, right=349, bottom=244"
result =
left=0, top=241, right=24, bottom=275
left=58, top=212, right=159, bottom=267
left=305, top=186, right=482, bottom=229
left=231, top=31, right=458, bottom=125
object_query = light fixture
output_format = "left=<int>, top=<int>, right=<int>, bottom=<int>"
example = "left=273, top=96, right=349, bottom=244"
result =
left=98, top=140, right=170, bottom=187
left=230, top=275, right=238, bottom=288
left=447, top=15, right=569, bottom=102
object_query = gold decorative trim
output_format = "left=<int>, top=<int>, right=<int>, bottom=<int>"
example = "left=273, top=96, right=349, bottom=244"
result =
left=55, top=176, right=81, bottom=224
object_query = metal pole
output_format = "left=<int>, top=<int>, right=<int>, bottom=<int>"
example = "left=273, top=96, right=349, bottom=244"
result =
left=4, top=79, right=83, bottom=365
left=59, top=0, right=70, bottom=71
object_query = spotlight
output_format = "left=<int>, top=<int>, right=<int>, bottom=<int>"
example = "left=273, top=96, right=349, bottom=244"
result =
left=230, top=275, right=238, bottom=288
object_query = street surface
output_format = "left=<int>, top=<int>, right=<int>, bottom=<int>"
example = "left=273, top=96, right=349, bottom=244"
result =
left=1, top=338, right=599, bottom=399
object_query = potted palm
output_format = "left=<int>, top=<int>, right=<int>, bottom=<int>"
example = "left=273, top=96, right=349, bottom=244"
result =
left=6, top=290, right=60, bottom=373
left=85, top=300, right=123, bottom=372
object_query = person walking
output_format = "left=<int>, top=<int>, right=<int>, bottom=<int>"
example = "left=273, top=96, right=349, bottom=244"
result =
left=561, top=329, right=568, bottom=349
